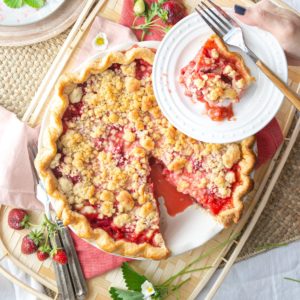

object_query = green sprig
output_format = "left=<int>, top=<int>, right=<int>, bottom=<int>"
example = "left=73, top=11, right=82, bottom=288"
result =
left=131, top=0, right=169, bottom=40
left=42, top=214, right=60, bottom=237
left=110, top=233, right=239, bottom=300
left=255, top=242, right=289, bottom=252
left=284, top=277, right=300, bottom=283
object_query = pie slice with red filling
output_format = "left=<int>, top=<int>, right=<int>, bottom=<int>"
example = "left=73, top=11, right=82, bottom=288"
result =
left=36, top=47, right=255, bottom=260
left=179, top=34, right=255, bottom=121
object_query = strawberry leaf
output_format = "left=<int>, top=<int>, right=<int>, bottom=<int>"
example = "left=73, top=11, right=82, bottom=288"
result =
left=24, top=0, right=44, bottom=8
left=109, top=287, right=143, bottom=300
left=29, top=230, right=44, bottom=246
left=121, top=262, right=147, bottom=292
left=38, top=244, right=51, bottom=253
left=157, top=8, right=168, bottom=22
left=3, top=0, right=23, bottom=8
left=20, top=214, right=30, bottom=229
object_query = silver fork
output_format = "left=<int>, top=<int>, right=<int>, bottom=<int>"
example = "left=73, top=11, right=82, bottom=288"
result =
left=28, top=143, right=87, bottom=300
left=196, top=0, right=300, bottom=111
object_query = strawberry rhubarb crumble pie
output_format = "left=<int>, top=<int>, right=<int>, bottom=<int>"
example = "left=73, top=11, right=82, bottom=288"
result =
left=179, top=34, right=255, bottom=121
left=36, top=46, right=255, bottom=260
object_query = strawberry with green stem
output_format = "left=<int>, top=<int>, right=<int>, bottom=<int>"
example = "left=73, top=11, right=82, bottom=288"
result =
left=49, top=232, right=68, bottom=265
left=36, top=221, right=52, bottom=261
left=8, top=208, right=30, bottom=230
left=8, top=208, right=42, bottom=230
left=42, top=215, right=68, bottom=265
left=51, top=248, right=68, bottom=265
left=37, top=244, right=51, bottom=261
left=19, top=213, right=68, bottom=264
left=21, top=230, right=44, bottom=254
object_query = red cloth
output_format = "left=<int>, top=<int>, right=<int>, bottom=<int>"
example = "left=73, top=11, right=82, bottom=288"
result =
left=255, top=118, right=283, bottom=168
left=70, top=231, right=129, bottom=279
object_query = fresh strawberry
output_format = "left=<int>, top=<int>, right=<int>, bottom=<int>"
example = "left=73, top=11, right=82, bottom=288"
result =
left=37, top=244, right=51, bottom=261
left=37, top=250, right=49, bottom=261
left=52, top=249, right=68, bottom=265
left=8, top=208, right=30, bottom=230
left=21, top=230, right=44, bottom=254
left=161, top=1, right=186, bottom=25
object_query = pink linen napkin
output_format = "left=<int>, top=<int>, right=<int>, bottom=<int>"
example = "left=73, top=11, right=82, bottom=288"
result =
left=0, top=107, right=43, bottom=210
left=0, top=14, right=284, bottom=279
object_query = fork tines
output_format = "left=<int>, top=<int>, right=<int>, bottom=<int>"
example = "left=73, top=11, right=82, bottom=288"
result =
left=195, top=0, right=234, bottom=38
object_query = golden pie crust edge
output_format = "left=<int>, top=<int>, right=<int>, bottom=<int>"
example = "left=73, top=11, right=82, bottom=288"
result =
left=211, top=34, right=255, bottom=86
left=217, top=136, right=255, bottom=227
left=35, top=46, right=255, bottom=259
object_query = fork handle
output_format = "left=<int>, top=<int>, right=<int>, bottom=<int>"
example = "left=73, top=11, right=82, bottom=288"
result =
left=50, top=233, right=76, bottom=300
left=256, top=60, right=300, bottom=111
left=59, top=225, right=88, bottom=300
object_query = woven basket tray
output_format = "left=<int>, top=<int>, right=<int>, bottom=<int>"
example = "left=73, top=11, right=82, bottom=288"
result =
left=0, top=0, right=299, bottom=299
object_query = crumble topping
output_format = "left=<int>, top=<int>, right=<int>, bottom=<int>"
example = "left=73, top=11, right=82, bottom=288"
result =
left=50, top=56, right=247, bottom=245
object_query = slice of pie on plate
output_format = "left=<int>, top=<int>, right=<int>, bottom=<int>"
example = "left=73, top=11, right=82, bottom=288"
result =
left=36, top=46, right=255, bottom=260
left=179, top=34, right=255, bottom=121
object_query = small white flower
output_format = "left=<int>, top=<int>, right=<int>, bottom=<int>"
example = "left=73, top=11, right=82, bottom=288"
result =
left=141, top=280, right=155, bottom=299
left=92, top=32, right=108, bottom=51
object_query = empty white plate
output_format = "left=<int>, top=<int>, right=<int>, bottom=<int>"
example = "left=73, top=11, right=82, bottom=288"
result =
left=153, top=12, right=287, bottom=143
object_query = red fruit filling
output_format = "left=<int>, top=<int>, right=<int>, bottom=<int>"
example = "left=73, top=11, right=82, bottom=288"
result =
left=79, top=209, right=159, bottom=246
left=162, top=163, right=240, bottom=215
left=206, top=103, right=234, bottom=122
left=180, top=38, right=246, bottom=121
left=135, top=59, right=152, bottom=80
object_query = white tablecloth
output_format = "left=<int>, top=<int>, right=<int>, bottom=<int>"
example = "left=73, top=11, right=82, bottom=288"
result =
left=0, top=252, right=43, bottom=300
left=197, top=240, right=300, bottom=300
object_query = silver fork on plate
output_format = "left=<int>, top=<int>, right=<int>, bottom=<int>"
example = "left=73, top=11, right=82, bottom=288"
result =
left=196, top=0, right=300, bottom=111
left=28, top=143, right=87, bottom=300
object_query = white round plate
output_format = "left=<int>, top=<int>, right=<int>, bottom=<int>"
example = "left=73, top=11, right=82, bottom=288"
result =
left=0, top=0, right=65, bottom=26
left=39, top=41, right=223, bottom=259
left=153, top=12, right=287, bottom=144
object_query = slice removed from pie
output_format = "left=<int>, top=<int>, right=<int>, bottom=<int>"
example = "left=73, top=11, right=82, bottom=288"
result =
left=36, top=46, right=255, bottom=260
left=179, top=34, right=255, bottom=121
